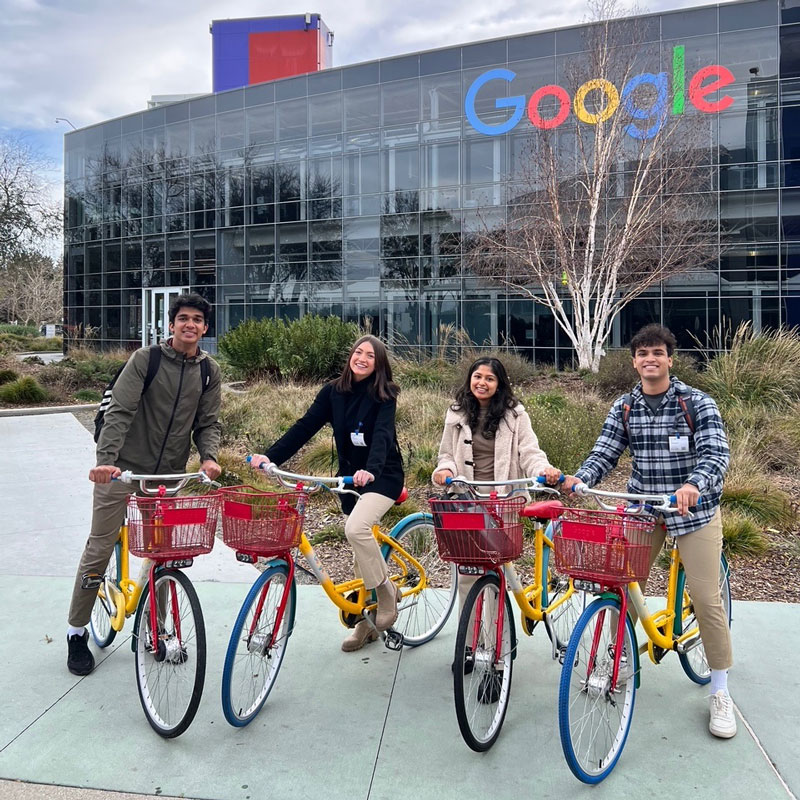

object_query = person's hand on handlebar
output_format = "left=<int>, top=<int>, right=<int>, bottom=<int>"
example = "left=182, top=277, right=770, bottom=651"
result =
left=432, top=468, right=454, bottom=486
left=89, top=465, right=121, bottom=484
left=352, top=469, right=374, bottom=488
left=673, top=482, right=700, bottom=516
left=200, top=459, right=222, bottom=480
left=249, top=454, right=272, bottom=472
left=560, top=474, right=584, bottom=493
left=539, top=467, right=563, bottom=486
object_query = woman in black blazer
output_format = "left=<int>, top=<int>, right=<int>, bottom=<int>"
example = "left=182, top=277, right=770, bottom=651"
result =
left=250, top=335, right=405, bottom=652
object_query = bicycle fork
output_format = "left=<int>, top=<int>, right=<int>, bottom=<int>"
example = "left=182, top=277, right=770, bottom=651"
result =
left=471, top=568, right=508, bottom=671
left=247, top=558, right=296, bottom=657
left=585, top=587, right=629, bottom=704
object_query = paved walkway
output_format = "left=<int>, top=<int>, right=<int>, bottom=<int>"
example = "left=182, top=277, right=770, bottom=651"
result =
left=0, top=414, right=797, bottom=799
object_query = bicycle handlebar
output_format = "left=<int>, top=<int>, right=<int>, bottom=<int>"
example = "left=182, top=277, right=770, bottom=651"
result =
left=247, top=456, right=361, bottom=497
left=116, top=471, right=220, bottom=496
left=561, top=481, right=702, bottom=514
left=444, top=474, right=560, bottom=498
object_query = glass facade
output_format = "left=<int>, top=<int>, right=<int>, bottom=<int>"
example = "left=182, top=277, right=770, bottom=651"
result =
left=63, top=0, right=800, bottom=361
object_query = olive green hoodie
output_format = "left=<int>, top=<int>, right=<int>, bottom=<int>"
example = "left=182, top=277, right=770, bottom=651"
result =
left=96, top=340, right=221, bottom=473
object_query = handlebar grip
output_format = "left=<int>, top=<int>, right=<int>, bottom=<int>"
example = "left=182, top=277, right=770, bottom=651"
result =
left=246, top=454, right=269, bottom=471
left=341, top=476, right=355, bottom=486
left=445, top=476, right=453, bottom=485
left=536, top=474, right=565, bottom=484
left=669, top=494, right=704, bottom=507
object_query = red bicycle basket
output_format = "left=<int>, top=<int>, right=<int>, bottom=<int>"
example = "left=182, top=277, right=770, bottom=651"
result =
left=220, top=486, right=306, bottom=556
left=429, top=496, right=526, bottom=565
left=127, top=493, right=220, bottom=559
left=553, top=507, right=655, bottom=585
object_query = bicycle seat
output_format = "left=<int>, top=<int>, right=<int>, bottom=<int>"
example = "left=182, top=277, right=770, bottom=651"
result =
left=521, top=500, right=564, bottom=520
left=395, top=487, right=409, bottom=505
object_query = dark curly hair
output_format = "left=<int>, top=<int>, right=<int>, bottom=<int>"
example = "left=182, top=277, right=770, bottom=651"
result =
left=452, top=357, right=520, bottom=438
left=629, top=324, right=677, bottom=357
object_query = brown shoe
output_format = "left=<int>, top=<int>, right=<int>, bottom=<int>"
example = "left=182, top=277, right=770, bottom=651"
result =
left=374, top=580, right=402, bottom=631
left=341, top=619, right=378, bottom=652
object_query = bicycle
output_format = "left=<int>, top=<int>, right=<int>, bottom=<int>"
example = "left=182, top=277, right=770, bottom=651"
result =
left=429, top=475, right=587, bottom=752
left=553, top=484, right=732, bottom=784
left=217, top=461, right=457, bottom=727
left=86, top=471, right=221, bottom=738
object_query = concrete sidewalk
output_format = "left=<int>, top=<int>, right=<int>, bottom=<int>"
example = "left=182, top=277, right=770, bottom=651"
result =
left=0, top=414, right=797, bottom=799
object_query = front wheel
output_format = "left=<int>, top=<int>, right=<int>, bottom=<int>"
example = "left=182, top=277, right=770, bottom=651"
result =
left=389, top=516, right=457, bottom=646
left=454, top=573, right=514, bottom=752
left=221, top=564, right=296, bottom=727
left=90, top=539, right=121, bottom=648
left=558, top=598, right=637, bottom=784
left=675, top=552, right=732, bottom=685
left=133, top=568, right=205, bottom=738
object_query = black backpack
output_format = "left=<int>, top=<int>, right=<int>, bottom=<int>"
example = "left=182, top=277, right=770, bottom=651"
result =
left=93, top=345, right=210, bottom=443
left=621, top=388, right=696, bottom=441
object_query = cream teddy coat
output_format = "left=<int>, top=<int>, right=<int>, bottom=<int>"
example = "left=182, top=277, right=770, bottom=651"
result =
left=434, top=403, right=552, bottom=492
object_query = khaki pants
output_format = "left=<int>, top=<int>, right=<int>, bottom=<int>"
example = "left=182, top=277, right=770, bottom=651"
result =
left=643, top=508, right=733, bottom=671
left=68, top=480, right=135, bottom=628
left=344, top=492, right=396, bottom=589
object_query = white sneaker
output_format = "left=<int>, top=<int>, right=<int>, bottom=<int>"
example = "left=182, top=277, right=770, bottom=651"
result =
left=709, top=690, right=737, bottom=739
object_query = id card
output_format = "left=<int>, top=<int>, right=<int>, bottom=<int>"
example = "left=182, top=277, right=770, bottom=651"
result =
left=669, top=434, right=689, bottom=453
left=350, top=430, right=367, bottom=447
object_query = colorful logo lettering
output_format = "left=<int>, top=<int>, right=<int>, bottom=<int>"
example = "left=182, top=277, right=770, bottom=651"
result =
left=464, top=46, right=734, bottom=140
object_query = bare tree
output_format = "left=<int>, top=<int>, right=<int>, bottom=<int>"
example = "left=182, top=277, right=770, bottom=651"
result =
left=468, top=1, right=719, bottom=370
left=0, top=135, right=61, bottom=263
left=0, top=250, right=62, bottom=325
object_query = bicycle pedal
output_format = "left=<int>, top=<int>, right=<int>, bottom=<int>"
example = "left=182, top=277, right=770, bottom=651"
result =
left=81, top=572, right=103, bottom=590
left=383, top=629, right=403, bottom=651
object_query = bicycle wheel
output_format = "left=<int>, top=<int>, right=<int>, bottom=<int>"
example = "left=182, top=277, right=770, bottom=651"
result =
left=454, top=574, right=514, bottom=752
left=133, top=568, right=205, bottom=738
left=675, top=552, right=732, bottom=685
left=558, top=598, right=637, bottom=784
left=90, top=539, right=121, bottom=648
left=540, top=534, right=587, bottom=652
left=389, top=516, right=457, bottom=646
left=221, top=564, right=296, bottom=727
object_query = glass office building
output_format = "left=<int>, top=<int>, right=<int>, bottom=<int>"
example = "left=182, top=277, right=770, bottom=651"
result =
left=63, top=0, right=800, bottom=361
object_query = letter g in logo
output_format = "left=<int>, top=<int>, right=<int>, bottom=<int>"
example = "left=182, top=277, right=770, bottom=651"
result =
left=465, top=69, right=525, bottom=136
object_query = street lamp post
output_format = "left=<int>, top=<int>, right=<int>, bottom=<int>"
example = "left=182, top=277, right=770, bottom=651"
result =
left=55, top=117, right=77, bottom=130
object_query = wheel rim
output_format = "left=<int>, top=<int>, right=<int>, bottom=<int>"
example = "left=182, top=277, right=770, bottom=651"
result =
left=135, top=573, right=202, bottom=734
left=456, top=580, right=512, bottom=747
left=90, top=546, right=117, bottom=645
left=563, top=603, right=635, bottom=779
left=392, top=521, right=456, bottom=644
left=226, top=571, right=291, bottom=722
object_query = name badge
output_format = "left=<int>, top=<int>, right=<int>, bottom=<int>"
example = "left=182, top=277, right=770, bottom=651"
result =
left=669, top=434, right=689, bottom=453
left=351, top=430, right=367, bottom=447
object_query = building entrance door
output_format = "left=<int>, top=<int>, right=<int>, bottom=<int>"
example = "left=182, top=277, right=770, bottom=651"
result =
left=142, top=287, right=189, bottom=346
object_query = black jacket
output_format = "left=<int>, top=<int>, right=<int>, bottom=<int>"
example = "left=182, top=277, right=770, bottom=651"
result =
left=265, top=376, right=404, bottom=513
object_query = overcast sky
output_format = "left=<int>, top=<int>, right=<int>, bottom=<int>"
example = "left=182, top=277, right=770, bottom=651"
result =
left=1, top=0, right=730, bottom=176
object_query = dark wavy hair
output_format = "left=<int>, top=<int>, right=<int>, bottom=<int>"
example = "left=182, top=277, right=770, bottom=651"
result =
left=452, top=357, right=520, bottom=438
left=629, top=324, right=677, bottom=357
left=332, top=335, right=399, bottom=401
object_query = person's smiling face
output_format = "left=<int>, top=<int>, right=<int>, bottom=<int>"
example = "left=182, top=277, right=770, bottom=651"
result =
left=632, top=344, right=672, bottom=385
left=170, top=307, right=208, bottom=353
left=350, top=341, right=376, bottom=381
left=470, top=365, right=498, bottom=406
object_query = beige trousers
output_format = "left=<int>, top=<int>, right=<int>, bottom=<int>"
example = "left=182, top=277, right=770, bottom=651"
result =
left=643, top=508, right=733, bottom=670
left=68, top=480, right=135, bottom=628
left=344, top=491, right=396, bottom=589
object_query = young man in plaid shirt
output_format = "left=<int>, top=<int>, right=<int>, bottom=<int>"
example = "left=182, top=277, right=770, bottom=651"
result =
left=562, top=324, right=735, bottom=739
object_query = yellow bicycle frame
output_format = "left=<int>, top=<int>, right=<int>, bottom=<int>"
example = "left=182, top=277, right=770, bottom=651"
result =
left=96, top=523, right=149, bottom=631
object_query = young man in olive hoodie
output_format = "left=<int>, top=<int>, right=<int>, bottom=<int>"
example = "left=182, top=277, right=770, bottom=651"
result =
left=66, top=293, right=222, bottom=676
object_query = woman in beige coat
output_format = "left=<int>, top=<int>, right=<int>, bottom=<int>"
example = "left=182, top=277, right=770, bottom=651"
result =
left=433, top=357, right=561, bottom=610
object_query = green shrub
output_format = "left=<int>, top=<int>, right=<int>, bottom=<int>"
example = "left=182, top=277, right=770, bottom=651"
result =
left=0, top=368, right=19, bottom=385
left=0, top=376, right=49, bottom=404
left=310, top=524, right=346, bottom=545
left=61, top=347, right=128, bottom=385
left=276, top=315, right=359, bottom=381
left=0, top=324, right=38, bottom=336
left=721, top=478, right=796, bottom=531
left=527, top=391, right=569, bottom=413
left=75, top=389, right=103, bottom=402
left=722, top=510, right=770, bottom=558
left=218, top=317, right=284, bottom=379
left=394, top=359, right=454, bottom=389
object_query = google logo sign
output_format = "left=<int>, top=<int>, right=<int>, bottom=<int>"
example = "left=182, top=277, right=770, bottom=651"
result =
left=465, top=45, right=735, bottom=141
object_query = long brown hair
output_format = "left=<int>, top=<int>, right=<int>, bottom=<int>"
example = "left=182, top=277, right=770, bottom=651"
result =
left=333, top=335, right=399, bottom=401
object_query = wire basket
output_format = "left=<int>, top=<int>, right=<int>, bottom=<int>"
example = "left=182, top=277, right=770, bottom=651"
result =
left=429, top=495, right=526, bottom=565
left=220, top=486, right=306, bottom=556
left=127, top=493, right=220, bottom=559
left=553, top=507, right=656, bottom=586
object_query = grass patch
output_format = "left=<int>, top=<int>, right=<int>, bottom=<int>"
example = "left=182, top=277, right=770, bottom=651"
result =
left=721, top=479, right=796, bottom=531
left=0, top=376, right=49, bottom=404
left=0, top=368, right=19, bottom=385
left=722, top=510, right=770, bottom=558
left=75, top=389, right=102, bottom=403
left=310, top=524, right=346, bottom=545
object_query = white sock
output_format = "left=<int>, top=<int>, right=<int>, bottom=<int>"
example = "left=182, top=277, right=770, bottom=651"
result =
left=710, top=669, right=729, bottom=695
left=67, top=626, right=86, bottom=638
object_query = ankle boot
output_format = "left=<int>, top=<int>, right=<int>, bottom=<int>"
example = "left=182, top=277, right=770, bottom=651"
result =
left=341, top=619, right=378, bottom=652
left=374, top=579, right=402, bottom=631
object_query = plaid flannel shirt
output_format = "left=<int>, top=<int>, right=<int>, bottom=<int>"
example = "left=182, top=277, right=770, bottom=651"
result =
left=574, top=377, right=729, bottom=535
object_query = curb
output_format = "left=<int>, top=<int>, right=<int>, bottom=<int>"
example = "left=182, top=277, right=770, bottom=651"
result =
left=0, top=404, right=97, bottom=418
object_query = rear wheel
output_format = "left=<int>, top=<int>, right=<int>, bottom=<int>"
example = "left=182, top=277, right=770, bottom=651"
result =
left=90, top=539, right=121, bottom=648
left=558, top=598, right=637, bottom=784
left=453, top=573, right=514, bottom=752
left=221, top=565, right=295, bottom=727
left=389, top=517, right=457, bottom=646
left=675, top=552, right=732, bottom=684
left=133, top=568, right=205, bottom=738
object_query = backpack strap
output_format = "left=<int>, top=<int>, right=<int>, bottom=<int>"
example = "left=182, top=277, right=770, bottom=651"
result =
left=676, top=390, right=696, bottom=434
left=199, top=355, right=210, bottom=394
left=142, top=344, right=161, bottom=393
left=621, top=393, right=634, bottom=439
